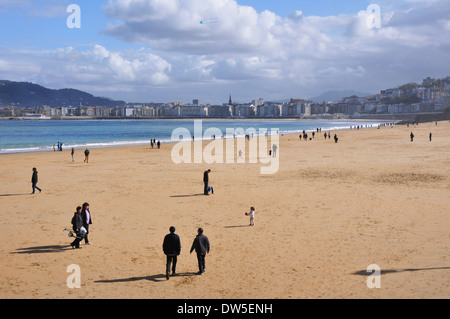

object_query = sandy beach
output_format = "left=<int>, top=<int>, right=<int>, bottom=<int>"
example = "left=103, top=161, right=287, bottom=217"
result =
left=1, top=121, right=449, bottom=299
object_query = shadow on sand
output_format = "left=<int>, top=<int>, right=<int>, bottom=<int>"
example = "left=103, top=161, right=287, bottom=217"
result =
left=12, top=245, right=70, bottom=254
left=352, top=266, right=450, bottom=276
left=170, top=194, right=206, bottom=198
left=223, top=225, right=250, bottom=228
left=94, top=272, right=198, bottom=283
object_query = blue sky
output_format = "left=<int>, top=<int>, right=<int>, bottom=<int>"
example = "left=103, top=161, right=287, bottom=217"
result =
left=0, top=0, right=449, bottom=104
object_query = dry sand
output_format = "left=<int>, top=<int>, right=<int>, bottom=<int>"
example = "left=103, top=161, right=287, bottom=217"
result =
left=0, top=121, right=449, bottom=299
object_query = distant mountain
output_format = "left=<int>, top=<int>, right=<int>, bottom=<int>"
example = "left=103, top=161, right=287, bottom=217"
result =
left=0, top=80, right=125, bottom=107
left=309, top=90, right=374, bottom=103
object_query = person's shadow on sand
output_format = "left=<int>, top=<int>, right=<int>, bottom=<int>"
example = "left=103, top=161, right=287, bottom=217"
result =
left=95, top=272, right=198, bottom=283
left=169, top=194, right=205, bottom=198
left=12, top=245, right=70, bottom=254
left=352, top=266, right=450, bottom=276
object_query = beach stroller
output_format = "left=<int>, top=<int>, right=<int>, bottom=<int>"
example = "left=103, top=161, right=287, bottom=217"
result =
left=63, top=226, right=87, bottom=239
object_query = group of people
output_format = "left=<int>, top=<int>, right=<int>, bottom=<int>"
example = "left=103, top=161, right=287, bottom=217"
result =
left=69, top=202, right=93, bottom=249
left=53, top=142, right=63, bottom=151
left=150, top=139, right=161, bottom=149
left=410, top=132, right=433, bottom=142
left=163, top=226, right=210, bottom=279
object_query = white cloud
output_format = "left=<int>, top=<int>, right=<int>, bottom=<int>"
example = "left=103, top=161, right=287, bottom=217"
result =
left=2, top=0, right=449, bottom=103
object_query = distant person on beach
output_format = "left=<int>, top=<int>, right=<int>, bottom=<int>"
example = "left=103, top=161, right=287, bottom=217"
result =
left=272, top=144, right=277, bottom=158
left=150, top=140, right=154, bottom=149
left=324, top=132, right=327, bottom=140
left=207, top=184, right=214, bottom=195
left=410, top=132, right=414, bottom=142
left=31, top=167, right=42, bottom=194
left=334, top=134, right=339, bottom=143
left=203, top=169, right=211, bottom=195
left=429, top=132, right=432, bottom=142
left=70, top=206, right=83, bottom=249
left=163, top=226, right=181, bottom=280
left=84, top=148, right=90, bottom=163
left=157, top=141, right=161, bottom=149
left=71, top=148, right=75, bottom=162
left=190, top=228, right=210, bottom=275
left=81, top=202, right=93, bottom=245
left=328, top=132, right=331, bottom=139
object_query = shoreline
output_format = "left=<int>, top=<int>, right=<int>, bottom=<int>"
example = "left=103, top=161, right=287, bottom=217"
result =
left=0, top=119, right=394, bottom=155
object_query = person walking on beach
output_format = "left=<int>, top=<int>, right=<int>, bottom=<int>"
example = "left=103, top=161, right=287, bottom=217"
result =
left=31, top=167, right=42, bottom=194
left=70, top=206, right=84, bottom=249
left=429, top=132, right=432, bottom=142
left=84, top=148, right=90, bottom=163
left=81, top=202, right=93, bottom=245
left=71, top=148, right=75, bottom=162
left=163, top=226, right=181, bottom=280
left=203, top=169, right=211, bottom=195
left=190, top=228, right=210, bottom=275
left=272, top=144, right=277, bottom=158
left=157, top=140, right=161, bottom=149
left=410, top=132, right=414, bottom=142
left=334, top=134, right=339, bottom=143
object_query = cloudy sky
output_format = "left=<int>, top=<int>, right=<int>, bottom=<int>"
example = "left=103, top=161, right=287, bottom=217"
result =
left=0, top=0, right=449, bottom=104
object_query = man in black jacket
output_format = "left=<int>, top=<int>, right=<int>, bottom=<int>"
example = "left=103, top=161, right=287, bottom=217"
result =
left=163, top=226, right=181, bottom=280
left=70, top=206, right=84, bottom=249
left=203, top=169, right=211, bottom=195
left=190, top=228, right=210, bottom=275
left=31, top=167, right=42, bottom=194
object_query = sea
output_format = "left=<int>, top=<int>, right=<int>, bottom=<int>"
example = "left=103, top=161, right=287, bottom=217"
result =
left=0, top=119, right=392, bottom=154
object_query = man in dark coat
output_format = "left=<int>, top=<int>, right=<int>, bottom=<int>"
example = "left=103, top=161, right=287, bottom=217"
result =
left=31, top=167, right=42, bottom=194
left=163, top=226, right=181, bottom=280
left=190, top=228, right=210, bottom=275
left=70, top=206, right=84, bottom=249
left=203, top=169, right=211, bottom=195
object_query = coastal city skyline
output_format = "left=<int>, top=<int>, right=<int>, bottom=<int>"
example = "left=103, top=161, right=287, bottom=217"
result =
left=1, top=0, right=449, bottom=105
left=1, top=75, right=449, bottom=120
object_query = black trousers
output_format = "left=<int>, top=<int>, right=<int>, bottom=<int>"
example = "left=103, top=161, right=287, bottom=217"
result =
left=71, top=233, right=82, bottom=248
left=166, top=255, right=177, bottom=274
left=196, top=253, right=206, bottom=273
left=84, top=224, right=90, bottom=243
left=204, top=182, right=208, bottom=195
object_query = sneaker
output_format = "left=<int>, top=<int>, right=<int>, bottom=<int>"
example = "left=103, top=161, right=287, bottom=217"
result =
left=197, top=271, right=203, bottom=275
left=166, top=273, right=170, bottom=280
left=85, top=242, right=92, bottom=245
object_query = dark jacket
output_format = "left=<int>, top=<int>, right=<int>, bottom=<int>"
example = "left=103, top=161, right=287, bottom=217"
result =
left=31, top=171, right=38, bottom=183
left=163, top=233, right=181, bottom=256
left=81, top=209, right=93, bottom=227
left=71, top=212, right=83, bottom=232
left=190, top=234, right=210, bottom=254
left=203, top=171, right=209, bottom=183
